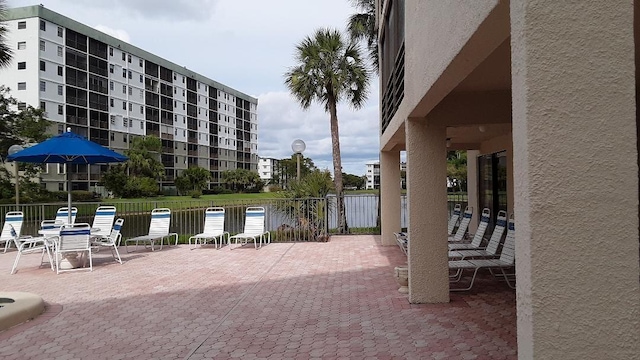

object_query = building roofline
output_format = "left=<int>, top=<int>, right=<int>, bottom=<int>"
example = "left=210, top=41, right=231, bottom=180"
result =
left=5, top=5, right=258, bottom=104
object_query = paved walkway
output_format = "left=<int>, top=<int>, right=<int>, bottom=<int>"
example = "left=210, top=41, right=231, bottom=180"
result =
left=0, top=236, right=516, bottom=359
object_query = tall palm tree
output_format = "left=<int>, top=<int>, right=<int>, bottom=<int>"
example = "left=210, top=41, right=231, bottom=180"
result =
left=0, top=0, right=12, bottom=69
left=347, top=0, right=378, bottom=70
left=285, top=28, right=371, bottom=233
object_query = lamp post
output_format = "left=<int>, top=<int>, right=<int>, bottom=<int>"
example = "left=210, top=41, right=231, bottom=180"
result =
left=8, top=144, right=24, bottom=209
left=291, top=139, right=306, bottom=181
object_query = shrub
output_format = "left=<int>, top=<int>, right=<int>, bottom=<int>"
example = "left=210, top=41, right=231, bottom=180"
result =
left=188, top=189, right=202, bottom=198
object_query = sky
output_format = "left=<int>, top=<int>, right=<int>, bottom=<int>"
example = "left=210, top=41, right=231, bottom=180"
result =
left=7, top=0, right=381, bottom=176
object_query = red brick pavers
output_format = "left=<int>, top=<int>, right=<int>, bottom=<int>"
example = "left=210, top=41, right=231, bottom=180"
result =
left=0, top=236, right=516, bottom=359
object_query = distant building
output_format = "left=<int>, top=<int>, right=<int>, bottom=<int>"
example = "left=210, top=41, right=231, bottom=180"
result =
left=365, top=161, right=380, bottom=189
left=258, top=157, right=279, bottom=185
left=366, top=161, right=406, bottom=189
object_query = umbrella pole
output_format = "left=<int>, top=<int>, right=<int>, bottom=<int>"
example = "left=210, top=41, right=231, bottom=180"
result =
left=67, top=171, right=72, bottom=224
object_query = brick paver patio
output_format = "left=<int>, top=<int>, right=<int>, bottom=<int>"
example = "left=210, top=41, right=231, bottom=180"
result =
left=0, top=235, right=516, bottom=359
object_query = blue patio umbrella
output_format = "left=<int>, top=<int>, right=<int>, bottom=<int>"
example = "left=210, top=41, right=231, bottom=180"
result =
left=7, top=128, right=128, bottom=223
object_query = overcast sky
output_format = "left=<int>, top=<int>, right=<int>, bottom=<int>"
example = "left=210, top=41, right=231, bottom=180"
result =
left=8, top=0, right=380, bottom=175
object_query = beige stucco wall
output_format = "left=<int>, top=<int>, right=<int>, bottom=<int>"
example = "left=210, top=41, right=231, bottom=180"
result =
left=381, top=0, right=507, bottom=150
left=511, top=1, right=639, bottom=358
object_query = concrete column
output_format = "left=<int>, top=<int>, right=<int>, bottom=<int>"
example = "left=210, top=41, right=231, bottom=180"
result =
left=466, top=150, right=479, bottom=231
left=406, top=118, right=449, bottom=303
left=380, top=149, right=401, bottom=246
left=511, top=1, right=639, bottom=358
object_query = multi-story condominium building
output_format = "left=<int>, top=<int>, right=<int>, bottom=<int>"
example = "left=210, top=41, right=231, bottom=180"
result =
left=364, top=161, right=380, bottom=190
left=0, top=5, right=258, bottom=192
left=257, top=157, right=279, bottom=185
left=376, top=1, right=638, bottom=358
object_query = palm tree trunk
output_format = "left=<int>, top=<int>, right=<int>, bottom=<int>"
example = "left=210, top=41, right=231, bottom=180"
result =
left=328, top=97, right=348, bottom=233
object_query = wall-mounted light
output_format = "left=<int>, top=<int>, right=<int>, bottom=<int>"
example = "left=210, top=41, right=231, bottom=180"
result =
left=478, top=125, right=486, bottom=133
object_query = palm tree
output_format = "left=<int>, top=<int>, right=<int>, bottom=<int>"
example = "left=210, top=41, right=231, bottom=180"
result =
left=285, top=28, right=371, bottom=233
left=0, top=0, right=12, bottom=69
left=347, top=0, right=378, bottom=69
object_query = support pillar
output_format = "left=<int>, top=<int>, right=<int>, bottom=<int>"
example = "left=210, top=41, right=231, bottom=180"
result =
left=380, top=150, right=401, bottom=246
left=466, top=150, right=479, bottom=231
left=511, top=1, right=639, bottom=358
left=406, top=118, right=449, bottom=303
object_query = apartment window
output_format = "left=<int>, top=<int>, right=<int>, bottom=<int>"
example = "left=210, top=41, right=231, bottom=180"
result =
left=174, top=100, right=176, bottom=107
left=109, top=81, right=114, bottom=90
left=110, top=98, right=114, bottom=107
left=57, top=66, right=63, bottom=76
left=17, top=41, right=26, bottom=50
left=183, top=103, right=185, bottom=110
left=122, top=69, right=126, bottom=78
left=39, top=81, right=46, bottom=92
left=40, top=40, right=46, bottom=51
left=57, top=85, right=63, bottom=95
left=58, top=104, right=63, bottom=115
left=40, top=20, right=46, bottom=31
left=122, top=101, right=126, bottom=110
left=122, top=53, right=125, bottom=61
left=17, top=102, right=26, bottom=111
left=57, top=27, right=63, bottom=37
left=123, top=134, right=127, bottom=143
left=139, top=59, right=143, bottom=67
left=58, top=183, right=64, bottom=191
left=109, top=47, right=113, bottom=56
left=17, top=62, right=26, bottom=70
left=140, top=122, right=143, bottom=129
left=127, top=54, right=131, bottom=63
left=109, top=64, right=114, bottom=73
left=128, top=86, right=132, bottom=95
left=110, top=115, right=115, bottom=124
left=17, top=21, right=26, bottom=29
left=57, top=46, right=62, bottom=57
left=123, top=118, right=128, bottom=127
left=110, top=133, right=114, bottom=141
left=139, top=89, right=143, bottom=97
left=128, top=103, right=132, bottom=111
left=122, top=84, right=126, bottom=93
left=182, top=76, right=185, bottom=83
left=139, top=74, right=143, bottom=83
left=128, top=70, right=132, bottom=79
left=39, top=61, right=46, bottom=71
left=182, top=89, right=185, bottom=96
left=173, top=74, right=176, bottom=80
left=40, top=101, right=46, bottom=111
left=140, top=105, right=143, bottom=114
left=197, top=83, right=200, bottom=89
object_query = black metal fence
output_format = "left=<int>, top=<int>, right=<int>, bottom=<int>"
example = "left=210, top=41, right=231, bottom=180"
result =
left=0, top=193, right=468, bottom=242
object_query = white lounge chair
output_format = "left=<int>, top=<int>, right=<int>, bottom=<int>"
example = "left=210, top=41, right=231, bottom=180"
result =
left=125, top=208, right=178, bottom=252
left=91, top=205, right=116, bottom=240
left=394, top=232, right=408, bottom=255
left=1, top=211, right=24, bottom=253
left=447, top=204, right=462, bottom=235
left=40, top=207, right=78, bottom=232
left=229, top=207, right=270, bottom=249
left=448, top=206, right=473, bottom=242
left=92, top=218, right=124, bottom=264
left=56, top=223, right=92, bottom=274
left=449, top=210, right=508, bottom=259
left=449, top=214, right=516, bottom=291
left=448, top=208, right=491, bottom=251
left=10, top=225, right=55, bottom=274
left=189, top=207, right=229, bottom=249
